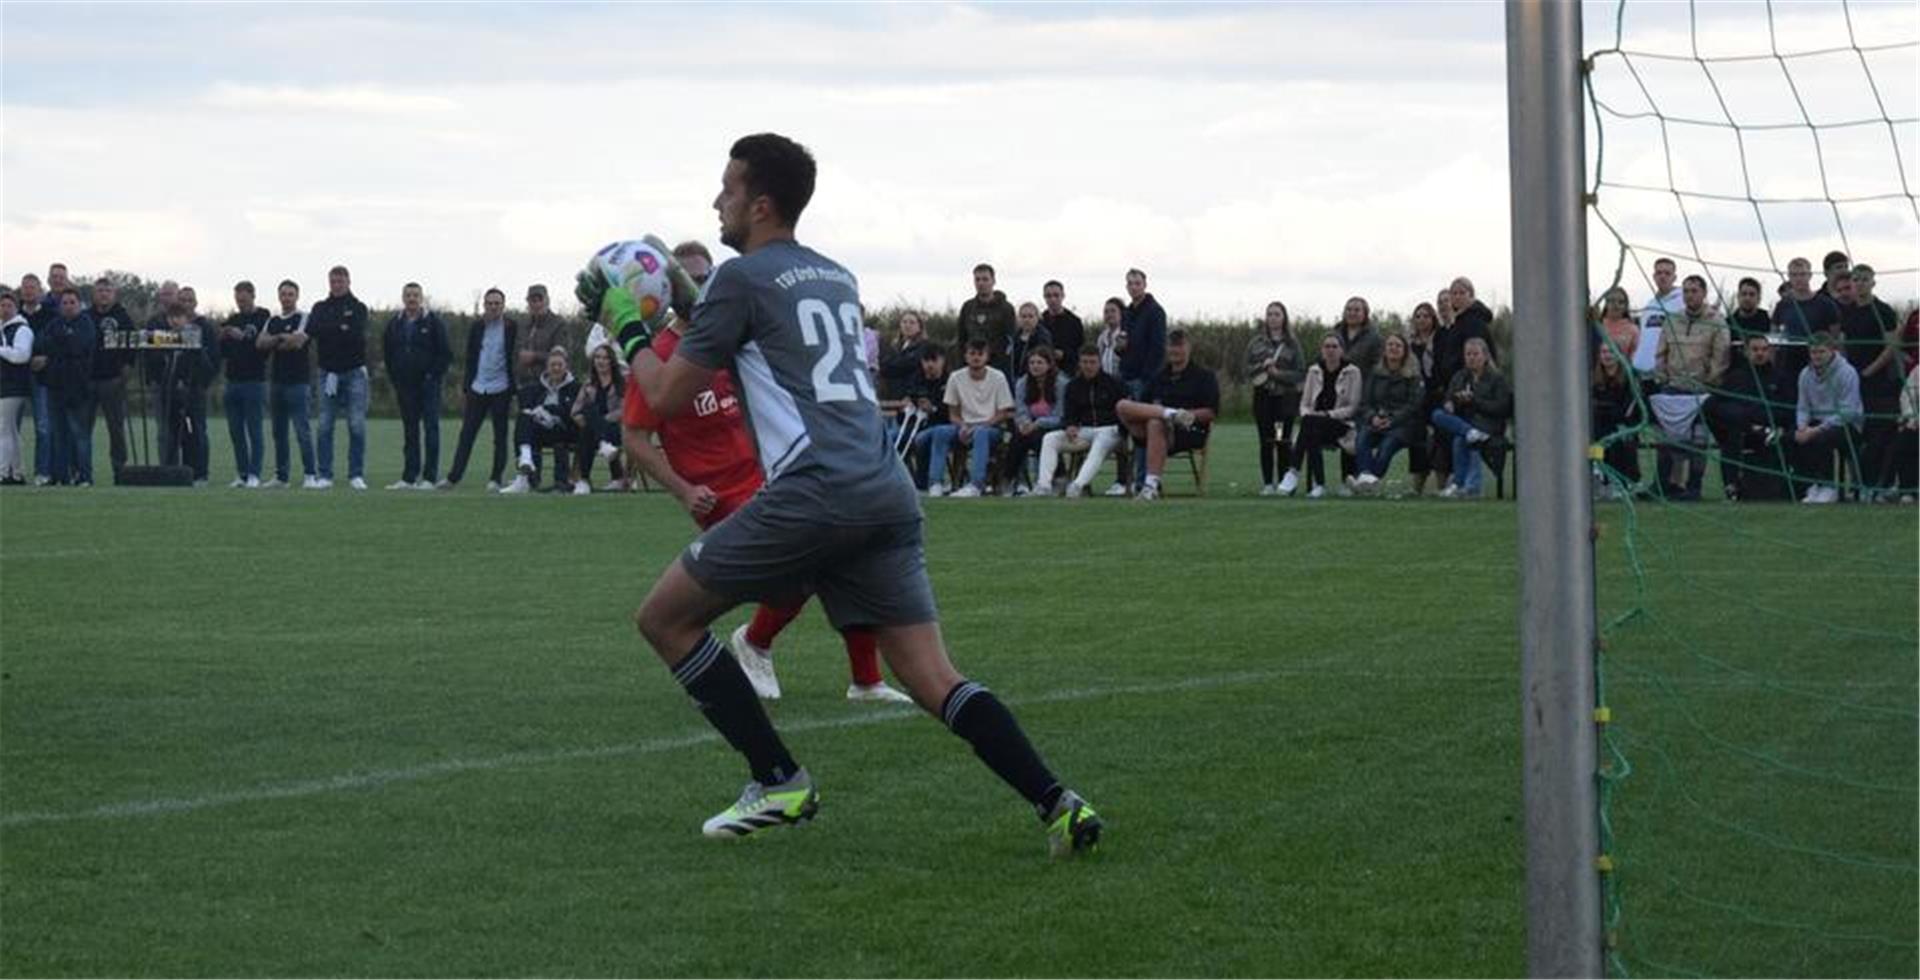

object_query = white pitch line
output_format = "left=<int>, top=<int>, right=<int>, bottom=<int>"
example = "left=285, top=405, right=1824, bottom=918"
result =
left=0, top=669, right=1288, bottom=830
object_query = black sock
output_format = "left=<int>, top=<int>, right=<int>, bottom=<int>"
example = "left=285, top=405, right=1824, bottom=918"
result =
left=940, top=681, right=1064, bottom=818
left=672, top=633, right=798, bottom=786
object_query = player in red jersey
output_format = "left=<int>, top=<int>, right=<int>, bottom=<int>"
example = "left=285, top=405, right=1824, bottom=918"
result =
left=621, top=316, right=912, bottom=704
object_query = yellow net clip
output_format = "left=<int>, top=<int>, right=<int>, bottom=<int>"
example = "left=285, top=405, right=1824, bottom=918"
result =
left=1587, top=444, right=1605, bottom=461
left=1596, top=854, right=1615, bottom=873
left=1593, top=706, right=1613, bottom=724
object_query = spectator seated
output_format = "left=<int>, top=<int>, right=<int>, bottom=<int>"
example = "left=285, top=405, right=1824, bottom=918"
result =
left=1429, top=337, right=1512, bottom=499
left=912, top=339, right=1012, bottom=498
left=1292, top=334, right=1362, bottom=499
left=503, top=347, right=580, bottom=494
left=1113, top=329, right=1219, bottom=500
left=1002, top=345, right=1067, bottom=495
left=1037, top=347, right=1128, bottom=497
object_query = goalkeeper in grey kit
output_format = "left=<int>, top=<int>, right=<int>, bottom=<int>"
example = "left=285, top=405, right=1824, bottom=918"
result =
left=578, top=132, right=1103, bottom=855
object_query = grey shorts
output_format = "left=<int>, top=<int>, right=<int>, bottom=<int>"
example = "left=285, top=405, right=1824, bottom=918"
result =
left=680, top=493, right=939, bottom=631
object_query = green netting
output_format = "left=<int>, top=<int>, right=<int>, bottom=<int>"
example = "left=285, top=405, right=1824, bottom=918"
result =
left=1582, top=2, right=1918, bottom=976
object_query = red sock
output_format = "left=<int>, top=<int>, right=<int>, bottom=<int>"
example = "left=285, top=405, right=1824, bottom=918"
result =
left=843, top=628, right=883, bottom=686
left=745, top=603, right=803, bottom=651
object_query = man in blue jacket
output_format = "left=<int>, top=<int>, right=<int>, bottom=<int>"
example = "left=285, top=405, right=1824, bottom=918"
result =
left=382, top=282, right=452, bottom=489
left=39, top=289, right=99, bottom=486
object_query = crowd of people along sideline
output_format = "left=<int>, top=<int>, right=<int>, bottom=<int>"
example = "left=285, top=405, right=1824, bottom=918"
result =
left=4, top=248, right=1916, bottom=504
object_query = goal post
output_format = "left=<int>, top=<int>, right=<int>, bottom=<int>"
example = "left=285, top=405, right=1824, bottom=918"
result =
left=1505, top=2, right=1604, bottom=977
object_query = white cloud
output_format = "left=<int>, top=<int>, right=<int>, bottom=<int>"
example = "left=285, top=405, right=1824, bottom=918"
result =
left=203, top=83, right=459, bottom=116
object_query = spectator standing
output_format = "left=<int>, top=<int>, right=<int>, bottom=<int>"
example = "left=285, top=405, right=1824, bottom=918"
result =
left=382, top=282, right=453, bottom=490
left=219, top=281, right=271, bottom=488
left=308, top=265, right=371, bottom=490
left=1245, top=300, right=1304, bottom=496
left=1431, top=337, right=1512, bottom=499
left=40, top=289, right=98, bottom=485
left=1705, top=334, right=1794, bottom=501
left=570, top=343, right=627, bottom=492
left=1650, top=274, right=1730, bottom=501
left=85, top=277, right=137, bottom=479
left=1004, top=345, right=1066, bottom=495
left=259, top=280, right=317, bottom=489
left=18, top=274, right=52, bottom=484
left=1037, top=346, right=1126, bottom=497
left=1596, top=287, right=1639, bottom=361
left=1114, top=329, right=1218, bottom=501
left=503, top=347, right=580, bottom=495
left=1440, top=276, right=1497, bottom=382
left=442, top=287, right=517, bottom=491
left=1435, top=288, right=1456, bottom=328
left=515, top=284, right=571, bottom=390
left=1790, top=332, right=1862, bottom=503
left=0, top=292, right=32, bottom=484
left=917, top=339, right=1012, bottom=498
left=956, top=263, right=1017, bottom=375
left=673, top=241, right=715, bottom=288
left=1635, top=258, right=1684, bottom=374
left=1405, top=301, right=1443, bottom=495
left=1007, top=302, right=1053, bottom=387
left=1290, top=335, right=1362, bottom=499
left=1838, top=265, right=1901, bottom=498
left=1095, top=297, right=1126, bottom=379
left=1333, top=296, right=1384, bottom=379
left=1771, top=257, right=1839, bottom=384
left=1818, top=250, right=1850, bottom=299
left=1118, top=268, right=1167, bottom=399
left=1039, top=280, right=1084, bottom=365
left=167, top=286, right=220, bottom=485
left=1353, top=333, right=1426, bottom=489
left=1591, top=345, right=1643, bottom=495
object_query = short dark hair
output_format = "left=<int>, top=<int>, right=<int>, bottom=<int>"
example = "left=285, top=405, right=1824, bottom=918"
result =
left=57, top=286, right=80, bottom=300
left=1682, top=274, right=1707, bottom=290
left=328, top=265, right=350, bottom=278
left=729, top=132, right=816, bottom=226
left=1738, top=276, right=1761, bottom=292
left=49, top=263, right=67, bottom=274
left=1078, top=346, right=1100, bottom=358
left=920, top=346, right=946, bottom=362
left=234, top=280, right=255, bottom=295
left=1653, top=257, right=1676, bottom=270
left=166, top=303, right=190, bottom=318
left=0, top=291, right=15, bottom=306
left=672, top=241, right=712, bottom=263
left=1822, top=250, right=1849, bottom=270
left=973, top=263, right=995, bottom=278
left=278, top=279, right=299, bottom=293
left=483, top=287, right=506, bottom=302
left=1126, top=268, right=1146, bottom=281
left=94, top=276, right=112, bottom=287
left=1167, top=328, right=1189, bottom=346
left=1811, top=330, right=1840, bottom=349
left=964, top=338, right=990, bottom=354
left=403, top=281, right=422, bottom=292
left=1043, top=279, right=1063, bottom=292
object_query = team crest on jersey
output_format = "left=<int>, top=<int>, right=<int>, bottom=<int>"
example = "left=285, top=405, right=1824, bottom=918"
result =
left=694, top=390, right=719, bottom=416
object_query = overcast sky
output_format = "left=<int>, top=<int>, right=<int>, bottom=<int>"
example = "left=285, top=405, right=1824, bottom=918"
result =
left=3, top=1, right=1914, bottom=321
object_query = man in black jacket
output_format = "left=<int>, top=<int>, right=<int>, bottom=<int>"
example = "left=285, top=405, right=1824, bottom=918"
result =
left=220, top=281, right=272, bottom=487
left=1705, top=333, right=1795, bottom=501
left=85, top=277, right=138, bottom=478
left=1118, top=268, right=1168, bottom=399
left=1039, top=280, right=1084, bottom=366
left=382, top=282, right=453, bottom=489
left=156, top=286, right=220, bottom=485
left=1038, top=346, right=1126, bottom=496
left=309, top=265, right=371, bottom=490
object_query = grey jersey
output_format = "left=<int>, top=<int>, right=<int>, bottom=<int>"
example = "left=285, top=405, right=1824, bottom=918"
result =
left=676, top=240, right=919, bottom=525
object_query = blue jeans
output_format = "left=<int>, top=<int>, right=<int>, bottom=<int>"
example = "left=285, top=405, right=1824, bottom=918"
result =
left=47, top=389, right=95, bottom=484
left=1353, top=427, right=1406, bottom=478
left=1430, top=409, right=1482, bottom=495
left=315, top=368, right=369, bottom=480
left=31, top=382, right=49, bottom=478
left=270, top=383, right=316, bottom=482
left=393, top=373, right=443, bottom=483
left=922, top=424, right=1002, bottom=489
left=224, top=381, right=267, bottom=480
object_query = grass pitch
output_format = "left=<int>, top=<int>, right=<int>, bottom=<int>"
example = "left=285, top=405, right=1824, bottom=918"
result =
left=1, top=421, right=1913, bottom=977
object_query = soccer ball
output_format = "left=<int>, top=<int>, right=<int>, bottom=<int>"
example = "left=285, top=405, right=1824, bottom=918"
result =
left=588, top=237, right=677, bottom=331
